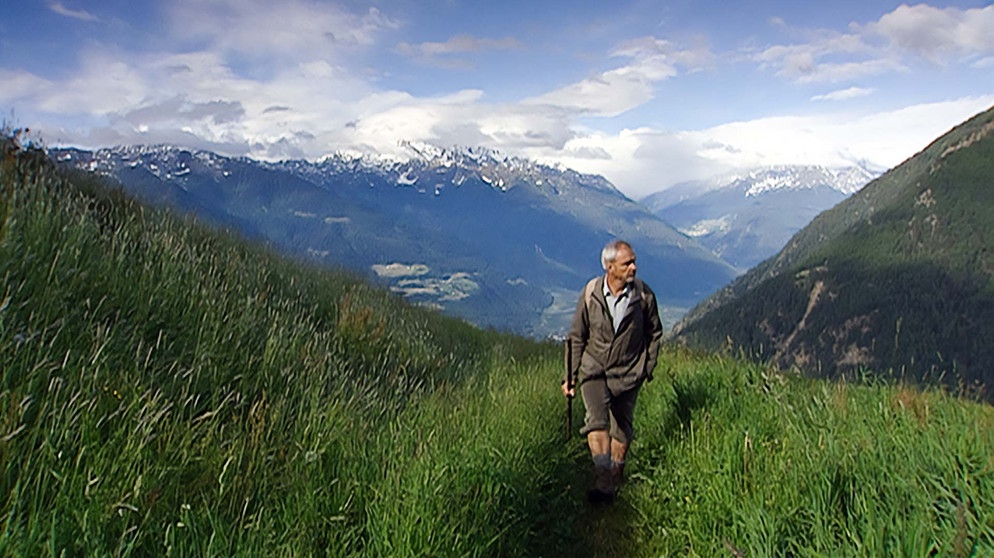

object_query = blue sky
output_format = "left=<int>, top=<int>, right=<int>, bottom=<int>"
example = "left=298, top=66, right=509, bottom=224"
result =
left=2, top=0, right=993, bottom=198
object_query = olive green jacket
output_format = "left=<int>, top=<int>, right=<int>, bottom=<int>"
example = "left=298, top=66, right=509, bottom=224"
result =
left=565, top=276, right=663, bottom=394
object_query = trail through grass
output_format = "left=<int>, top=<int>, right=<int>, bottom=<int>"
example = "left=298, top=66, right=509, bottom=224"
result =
left=3, top=135, right=994, bottom=556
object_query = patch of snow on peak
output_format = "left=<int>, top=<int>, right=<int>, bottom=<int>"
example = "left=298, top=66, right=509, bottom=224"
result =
left=745, top=174, right=800, bottom=197
left=833, top=165, right=878, bottom=195
left=323, top=149, right=409, bottom=166
left=397, top=169, right=418, bottom=185
left=738, top=165, right=877, bottom=197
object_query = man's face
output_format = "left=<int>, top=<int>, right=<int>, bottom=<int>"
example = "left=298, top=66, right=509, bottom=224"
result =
left=607, top=245, right=637, bottom=285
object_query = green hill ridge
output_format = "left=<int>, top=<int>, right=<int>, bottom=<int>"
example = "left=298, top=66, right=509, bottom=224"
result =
left=673, top=105, right=994, bottom=397
left=2, top=132, right=994, bottom=556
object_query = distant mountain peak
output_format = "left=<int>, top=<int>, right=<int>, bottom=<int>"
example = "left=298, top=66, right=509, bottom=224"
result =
left=51, top=140, right=738, bottom=338
left=398, top=141, right=514, bottom=167
left=670, top=105, right=994, bottom=398
left=642, top=163, right=880, bottom=271
left=729, top=164, right=878, bottom=197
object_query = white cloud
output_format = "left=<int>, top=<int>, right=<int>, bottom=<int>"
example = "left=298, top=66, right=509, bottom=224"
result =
left=532, top=128, right=718, bottom=199
left=538, top=96, right=994, bottom=199
left=755, top=30, right=883, bottom=83
left=522, top=71, right=658, bottom=117
left=11, top=1, right=993, bottom=205
left=797, top=58, right=904, bottom=84
left=23, top=39, right=389, bottom=155
left=19, top=1, right=407, bottom=156
left=521, top=37, right=712, bottom=117
left=811, top=86, right=874, bottom=102
left=36, top=50, right=151, bottom=114
left=823, top=97, right=994, bottom=165
left=0, top=70, right=52, bottom=104
left=612, top=36, right=715, bottom=74
left=866, top=4, right=994, bottom=63
left=345, top=92, right=580, bottom=157
left=48, top=1, right=98, bottom=21
left=757, top=4, right=994, bottom=83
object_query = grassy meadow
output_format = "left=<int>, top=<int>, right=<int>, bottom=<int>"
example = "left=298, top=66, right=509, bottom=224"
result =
left=2, top=135, right=994, bottom=556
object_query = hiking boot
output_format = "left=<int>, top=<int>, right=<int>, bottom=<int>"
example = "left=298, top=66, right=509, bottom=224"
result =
left=587, top=465, right=616, bottom=504
left=586, top=486, right=615, bottom=505
left=611, top=460, right=625, bottom=487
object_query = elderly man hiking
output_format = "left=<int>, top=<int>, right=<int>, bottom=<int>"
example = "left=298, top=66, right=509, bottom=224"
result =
left=562, top=239, right=663, bottom=503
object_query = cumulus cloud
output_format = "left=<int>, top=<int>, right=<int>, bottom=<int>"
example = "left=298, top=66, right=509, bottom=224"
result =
left=536, top=128, right=718, bottom=199
left=758, top=4, right=994, bottom=83
left=344, top=92, right=578, bottom=158
left=866, top=3, right=994, bottom=63
left=531, top=95, right=994, bottom=199
left=18, top=1, right=409, bottom=157
left=10, top=0, right=993, bottom=203
left=21, top=41, right=387, bottom=156
left=35, top=50, right=152, bottom=114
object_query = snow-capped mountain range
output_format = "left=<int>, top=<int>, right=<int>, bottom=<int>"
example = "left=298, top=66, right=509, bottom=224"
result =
left=738, top=165, right=876, bottom=197
left=54, top=142, right=737, bottom=337
left=642, top=165, right=880, bottom=271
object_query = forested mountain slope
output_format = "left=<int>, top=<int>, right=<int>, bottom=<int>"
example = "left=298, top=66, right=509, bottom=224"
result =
left=672, top=105, right=994, bottom=397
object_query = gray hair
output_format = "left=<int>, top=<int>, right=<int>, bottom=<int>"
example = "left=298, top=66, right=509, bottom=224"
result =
left=601, top=239, right=632, bottom=270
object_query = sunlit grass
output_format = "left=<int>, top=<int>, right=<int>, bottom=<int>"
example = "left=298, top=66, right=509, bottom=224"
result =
left=609, top=346, right=994, bottom=557
left=3, top=136, right=994, bottom=556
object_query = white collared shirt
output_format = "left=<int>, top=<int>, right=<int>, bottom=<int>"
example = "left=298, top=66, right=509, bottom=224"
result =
left=603, top=280, right=631, bottom=333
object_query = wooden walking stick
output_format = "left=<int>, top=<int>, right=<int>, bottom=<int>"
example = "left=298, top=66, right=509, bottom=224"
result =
left=564, top=338, right=573, bottom=441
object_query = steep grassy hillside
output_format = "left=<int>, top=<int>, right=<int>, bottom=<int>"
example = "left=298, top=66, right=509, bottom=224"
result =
left=673, top=106, right=994, bottom=396
left=3, top=134, right=994, bottom=556
left=0, top=134, right=567, bottom=555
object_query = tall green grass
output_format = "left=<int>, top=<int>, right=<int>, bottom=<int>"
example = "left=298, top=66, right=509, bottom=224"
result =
left=0, top=136, right=567, bottom=556
left=3, top=136, right=994, bottom=556
left=589, top=347, right=994, bottom=556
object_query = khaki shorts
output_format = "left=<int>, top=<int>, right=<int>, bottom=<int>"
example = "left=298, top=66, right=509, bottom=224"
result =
left=579, top=376, right=640, bottom=444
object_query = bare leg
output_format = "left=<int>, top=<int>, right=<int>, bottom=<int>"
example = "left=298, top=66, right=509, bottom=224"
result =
left=587, top=429, right=611, bottom=456
left=610, top=438, right=628, bottom=486
left=586, top=430, right=615, bottom=501
left=610, top=438, right=628, bottom=463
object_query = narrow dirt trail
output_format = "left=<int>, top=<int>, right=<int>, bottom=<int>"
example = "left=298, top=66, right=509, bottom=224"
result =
left=527, top=416, right=650, bottom=557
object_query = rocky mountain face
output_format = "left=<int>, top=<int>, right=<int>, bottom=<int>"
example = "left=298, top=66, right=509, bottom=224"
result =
left=671, top=105, right=994, bottom=399
left=642, top=165, right=878, bottom=270
left=54, top=143, right=738, bottom=337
